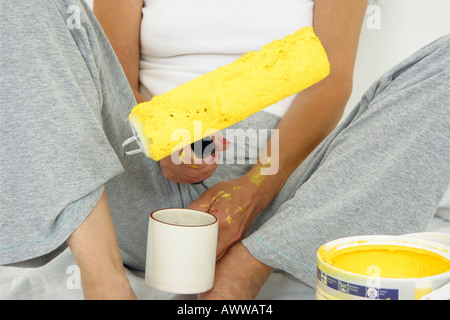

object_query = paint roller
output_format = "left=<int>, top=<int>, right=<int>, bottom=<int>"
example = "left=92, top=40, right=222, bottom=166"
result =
left=121, top=27, right=330, bottom=161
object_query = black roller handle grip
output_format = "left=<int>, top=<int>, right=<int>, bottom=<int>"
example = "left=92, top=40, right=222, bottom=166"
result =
left=190, top=137, right=216, bottom=185
left=191, top=137, right=216, bottom=159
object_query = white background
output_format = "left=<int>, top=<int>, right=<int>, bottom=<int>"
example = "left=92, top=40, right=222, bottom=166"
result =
left=348, top=0, right=450, bottom=119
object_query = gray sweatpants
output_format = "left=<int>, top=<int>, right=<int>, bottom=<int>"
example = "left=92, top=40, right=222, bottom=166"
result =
left=1, top=1, right=449, bottom=289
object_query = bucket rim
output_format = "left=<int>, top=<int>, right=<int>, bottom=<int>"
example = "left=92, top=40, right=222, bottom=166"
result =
left=317, top=234, right=450, bottom=282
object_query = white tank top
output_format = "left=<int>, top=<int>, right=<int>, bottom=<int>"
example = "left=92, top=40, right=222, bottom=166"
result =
left=139, top=0, right=314, bottom=117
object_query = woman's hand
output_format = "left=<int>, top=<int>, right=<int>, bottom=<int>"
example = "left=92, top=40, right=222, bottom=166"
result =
left=160, top=132, right=231, bottom=184
left=188, top=175, right=265, bottom=258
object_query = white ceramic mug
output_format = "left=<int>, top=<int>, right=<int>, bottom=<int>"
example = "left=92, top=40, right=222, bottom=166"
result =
left=145, top=208, right=218, bottom=294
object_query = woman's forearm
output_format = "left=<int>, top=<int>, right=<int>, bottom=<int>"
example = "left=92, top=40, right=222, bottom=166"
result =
left=245, top=0, right=368, bottom=207
left=133, top=88, right=149, bottom=104
left=245, top=76, right=352, bottom=207
left=66, top=191, right=137, bottom=300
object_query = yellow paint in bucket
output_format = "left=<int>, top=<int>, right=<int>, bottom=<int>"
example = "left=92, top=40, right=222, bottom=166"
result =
left=322, top=244, right=450, bottom=278
left=316, top=235, right=450, bottom=300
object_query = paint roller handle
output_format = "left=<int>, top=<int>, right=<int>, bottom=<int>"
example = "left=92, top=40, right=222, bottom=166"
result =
left=121, top=134, right=216, bottom=159
left=191, top=137, right=216, bottom=185
left=191, top=137, right=216, bottom=159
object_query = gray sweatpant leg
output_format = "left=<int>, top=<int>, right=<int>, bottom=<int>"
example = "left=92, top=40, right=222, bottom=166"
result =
left=242, top=34, right=450, bottom=288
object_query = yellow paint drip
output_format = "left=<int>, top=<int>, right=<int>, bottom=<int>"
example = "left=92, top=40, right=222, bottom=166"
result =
left=211, top=191, right=224, bottom=203
left=248, top=158, right=275, bottom=187
left=248, top=164, right=265, bottom=187
left=319, top=244, right=450, bottom=279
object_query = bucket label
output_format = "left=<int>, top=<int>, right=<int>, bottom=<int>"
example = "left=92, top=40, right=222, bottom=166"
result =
left=317, top=268, right=399, bottom=300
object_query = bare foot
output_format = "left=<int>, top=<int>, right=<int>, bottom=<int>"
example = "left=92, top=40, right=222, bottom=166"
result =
left=199, top=242, right=274, bottom=300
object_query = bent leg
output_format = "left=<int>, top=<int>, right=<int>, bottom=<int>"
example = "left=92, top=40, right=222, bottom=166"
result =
left=243, top=34, right=450, bottom=287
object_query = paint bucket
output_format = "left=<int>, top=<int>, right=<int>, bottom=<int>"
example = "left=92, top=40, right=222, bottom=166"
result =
left=316, top=234, right=450, bottom=300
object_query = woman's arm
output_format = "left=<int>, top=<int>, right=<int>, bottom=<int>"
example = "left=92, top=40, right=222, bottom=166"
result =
left=66, top=191, right=137, bottom=299
left=189, top=0, right=368, bottom=258
left=93, top=0, right=147, bottom=103
left=246, top=0, right=369, bottom=209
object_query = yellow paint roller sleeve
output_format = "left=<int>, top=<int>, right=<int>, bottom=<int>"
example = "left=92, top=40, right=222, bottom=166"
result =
left=129, top=27, right=330, bottom=161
